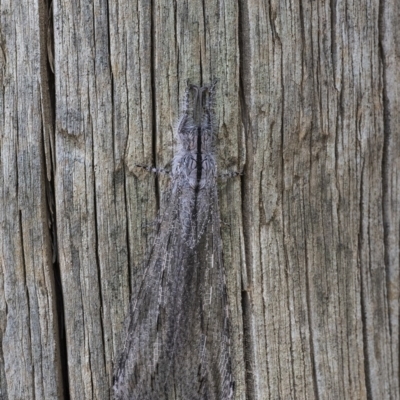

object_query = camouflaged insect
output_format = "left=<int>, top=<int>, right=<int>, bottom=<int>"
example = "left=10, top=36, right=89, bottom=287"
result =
left=113, top=81, right=233, bottom=400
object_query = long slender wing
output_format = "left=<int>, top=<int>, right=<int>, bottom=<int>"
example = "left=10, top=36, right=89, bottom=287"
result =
left=114, top=80, right=233, bottom=399
left=113, top=182, right=233, bottom=400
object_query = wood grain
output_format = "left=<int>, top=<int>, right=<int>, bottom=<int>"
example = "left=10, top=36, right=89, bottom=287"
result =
left=0, top=0, right=398, bottom=398
left=0, top=0, right=62, bottom=398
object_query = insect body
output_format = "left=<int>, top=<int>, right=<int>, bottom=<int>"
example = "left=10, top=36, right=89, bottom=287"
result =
left=113, top=81, right=233, bottom=400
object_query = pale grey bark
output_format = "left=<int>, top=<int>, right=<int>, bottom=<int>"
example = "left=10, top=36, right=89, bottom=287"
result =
left=0, top=0, right=399, bottom=399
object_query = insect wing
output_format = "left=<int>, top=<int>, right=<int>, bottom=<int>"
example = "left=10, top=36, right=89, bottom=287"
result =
left=113, top=185, right=233, bottom=399
left=113, top=183, right=186, bottom=399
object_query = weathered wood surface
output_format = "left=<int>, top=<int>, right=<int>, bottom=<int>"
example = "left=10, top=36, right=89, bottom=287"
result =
left=0, top=0, right=63, bottom=398
left=0, top=0, right=399, bottom=399
left=240, top=0, right=399, bottom=397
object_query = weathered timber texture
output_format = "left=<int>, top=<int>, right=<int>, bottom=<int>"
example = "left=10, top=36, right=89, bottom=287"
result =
left=0, top=0, right=63, bottom=399
left=0, top=0, right=399, bottom=399
left=240, top=0, right=400, bottom=398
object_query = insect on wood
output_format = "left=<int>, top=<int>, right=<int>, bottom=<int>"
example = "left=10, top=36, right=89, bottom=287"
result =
left=113, top=81, right=234, bottom=400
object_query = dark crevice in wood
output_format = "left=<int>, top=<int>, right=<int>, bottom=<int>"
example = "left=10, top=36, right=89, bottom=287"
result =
left=52, top=231, right=70, bottom=400
left=358, top=161, right=372, bottom=400
left=18, top=211, right=29, bottom=336
left=89, top=107, right=107, bottom=392
left=123, top=169, right=132, bottom=296
left=42, top=135, right=69, bottom=400
left=304, top=71, right=320, bottom=400
left=92, top=172, right=107, bottom=394
left=106, top=0, right=115, bottom=185
left=173, top=0, right=178, bottom=86
left=200, top=0, right=206, bottom=84
left=19, top=210, right=35, bottom=400
left=240, top=289, right=253, bottom=400
left=41, top=132, right=66, bottom=400
left=378, top=0, right=392, bottom=339
left=41, top=0, right=69, bottom=397
left=199, top=38, right=203, bottom=85
left=283, top=223, right=296, bottom=400
left=330, top=0, right=337, bottom=84
left=304, top=229, right=320, bottom=400
left=238, top=0, right=254, bottom=399
left=150, top=0, right=160, bottom=212
left=46, top=1, right=55, bottom=130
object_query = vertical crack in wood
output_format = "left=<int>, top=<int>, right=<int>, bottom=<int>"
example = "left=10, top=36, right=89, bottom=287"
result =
left=304, top=235, right=320, bottom=400
left=304, top=72, right=320, bottom=400
left=238, top=0, right=254, bottom=398
left=150, top=0, right=160, bottom=211
left=330, top=0, right=337, bottom=85
left=92, top=136, right=107, bottom=395
left=358, top=161, right=372, bottom=400
left=378, top=0, right=392, bottom=338
left=18, top=210, right=34, bottom=398
left=378, top=0, right=399, bottom=393
left=40, top=0, right=68, bottom=397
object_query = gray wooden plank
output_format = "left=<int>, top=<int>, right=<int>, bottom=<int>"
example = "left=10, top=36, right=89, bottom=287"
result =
left=0, top=0, right=63, bottom=398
